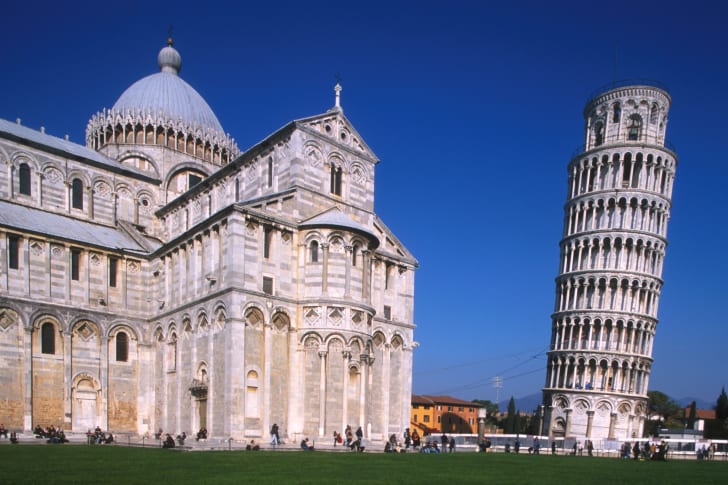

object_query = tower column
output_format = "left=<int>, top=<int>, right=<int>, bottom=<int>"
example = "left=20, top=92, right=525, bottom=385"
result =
left=586, top=410, right=594, bottom=438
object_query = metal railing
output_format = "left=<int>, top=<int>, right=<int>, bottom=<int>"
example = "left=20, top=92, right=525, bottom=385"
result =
left=585, top=79, right=671, bottom=107
left=571, top=137, right=676, bottom=159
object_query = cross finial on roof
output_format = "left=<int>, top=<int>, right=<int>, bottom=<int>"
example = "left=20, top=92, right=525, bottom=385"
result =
left=334, top=74, right=343, bottom=110
left=167, top=25, right=174, bottom=46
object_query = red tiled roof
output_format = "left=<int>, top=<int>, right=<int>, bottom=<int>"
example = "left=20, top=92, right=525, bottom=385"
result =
left=411, top=394, right=482, bottom=407
left=683, top=407, right=716, bottom=420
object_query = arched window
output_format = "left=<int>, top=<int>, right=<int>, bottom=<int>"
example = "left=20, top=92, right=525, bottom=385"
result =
left=650, top=104, right=659, bottom=124
left=116, top=332, right=128, bottom=362
left=19, top=163, right=31, bottom=195
left=72, top=178, right=84, bottom=210
left=352, top=244, right=360, bottom=267
left=612, top=103, right=621, bottom=124
left=263, top=226, right=272, bottom=259
left=267, top=157, right=273, bottom=188
left=41, top=322, right=55, bottom=354
left=594, top=122, right=604, bottom=146
left=310, top=240, right=319, bottom=263
left=627, top=114, right=642, bottom=141
left=330, top=164, right=342, bottom=196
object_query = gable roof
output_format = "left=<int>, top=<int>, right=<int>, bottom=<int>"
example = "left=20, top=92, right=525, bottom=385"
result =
left=294, top=109, right=379, bottom=163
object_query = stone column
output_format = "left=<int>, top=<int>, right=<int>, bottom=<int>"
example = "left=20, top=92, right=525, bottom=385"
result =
left=63, top=329, right=72, bottom=428
left=608, top=412, right=617, bottom=439
left=36, top=171, right=43, bottom=207
left=564, top=409, right=572, bottom=437
left=206, top=325, right=214, bottom=435
left=586, top=410, right=594, bottom=438
left=318, top=350, right=327, bottom=437
left=359, top=354, right=368, bottom=433
left=99, top=334, right=109, bottom=430
left=87, top=186, right=94, bottom=220
left=344, top=246, right=352, bottom=298
left=263, top=321, right=272, bottom=440
left=362, top=250, right=371, bottom=304
left=226, top=316, right=245, bottom=438
left=120, top=259, right=128, bottom=309
left=627, top=414, right=635, bottom=439
left=321, top=243, right=329, bottom=295
left=365, top=355, right=375, bottom=437
left=341, top=350, right=350, bottom=432
left=382, top=344, right=391, bottom=436
left=23, top=325, right=33, bottom=431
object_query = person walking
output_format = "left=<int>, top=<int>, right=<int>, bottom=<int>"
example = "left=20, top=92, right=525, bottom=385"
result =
left=270, top=423, right=280, bottom=446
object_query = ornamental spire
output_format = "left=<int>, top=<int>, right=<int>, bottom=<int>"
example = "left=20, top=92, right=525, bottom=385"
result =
left=333, top=73, right=343, bottom=112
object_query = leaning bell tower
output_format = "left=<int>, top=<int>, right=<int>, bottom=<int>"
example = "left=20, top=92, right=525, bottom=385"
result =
left=542, top=82, right=677, bottom=442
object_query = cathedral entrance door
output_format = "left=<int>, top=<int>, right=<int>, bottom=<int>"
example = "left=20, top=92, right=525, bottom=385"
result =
left=73, top=379, right=97, bottom=431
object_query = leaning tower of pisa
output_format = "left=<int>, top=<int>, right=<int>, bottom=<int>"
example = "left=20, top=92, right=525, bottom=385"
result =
left=542, top=82, right=677, bottom=442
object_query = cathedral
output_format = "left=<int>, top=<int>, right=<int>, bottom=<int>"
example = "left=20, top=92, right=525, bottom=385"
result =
left=0, top=39, right=417, bottom=442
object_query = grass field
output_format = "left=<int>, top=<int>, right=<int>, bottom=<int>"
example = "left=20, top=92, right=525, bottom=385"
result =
left=1, top=445, right=726, bottom=484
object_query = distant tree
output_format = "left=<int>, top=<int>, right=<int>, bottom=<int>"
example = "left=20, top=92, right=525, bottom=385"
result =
left=527, top=408, right=542, bottom=435
left=472, top=399, right=499, bottom=424
left=647, top=390, right=681, bottom=423
left=715, top=387, right=728, bottom=420
left=504, top=397, right=517, bottom=434
left=687, top=401, right=697, bottom=429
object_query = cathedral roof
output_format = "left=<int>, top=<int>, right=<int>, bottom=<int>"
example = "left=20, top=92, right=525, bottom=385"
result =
left=0, top=118, right=156, bottom=181
left=300, top=207, right=380, bottom=247
left=109, top=39, right=225, bottom=137
left=0, top=200, right=158, bottom=254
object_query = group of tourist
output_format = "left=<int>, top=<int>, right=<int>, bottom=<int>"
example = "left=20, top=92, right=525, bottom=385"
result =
left=403, top=428, right=422, bottom=449
left=697, top=444, right=716, bottom=460
left=33, top=425, right=68, bottom=443
left=0, top=424, right=18, bottom=444
left=87, top=426, right=114, bottom=445
left=571, top=439, right=594, bottom=456
left=622, top=441, right=669, bottom=460
left=331, top=425, right=364, bottom=451
left=381, top=428, right=457, bottom=454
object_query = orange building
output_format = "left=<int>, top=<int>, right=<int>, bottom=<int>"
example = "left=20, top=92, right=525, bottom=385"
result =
left=411, top=395, right=482, bottom=435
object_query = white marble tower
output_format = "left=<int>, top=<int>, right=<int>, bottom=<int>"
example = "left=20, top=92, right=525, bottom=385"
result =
left=542, top=83, right=677, bottom=441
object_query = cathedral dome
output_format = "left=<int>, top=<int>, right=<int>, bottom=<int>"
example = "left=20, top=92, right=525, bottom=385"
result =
left=111, top=40, right=224, bottom=135
left=86, top=39, right=238, bottom=165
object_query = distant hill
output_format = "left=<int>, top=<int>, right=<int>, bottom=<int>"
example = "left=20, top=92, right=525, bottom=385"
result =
left=499, top=393, right=542, bottom=413
left=675, top=396, right=713, bottom=410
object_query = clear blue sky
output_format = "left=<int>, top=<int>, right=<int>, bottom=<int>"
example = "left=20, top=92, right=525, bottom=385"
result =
left=2, top=1, right=726, bottom=406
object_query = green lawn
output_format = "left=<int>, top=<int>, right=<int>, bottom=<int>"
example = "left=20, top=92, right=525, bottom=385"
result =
left=1, top=446, right=726, bottom=484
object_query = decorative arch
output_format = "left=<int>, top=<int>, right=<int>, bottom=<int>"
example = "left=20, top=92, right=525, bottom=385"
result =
left=244, top=306, right=265, bottom=327
left=302, top=333, right=322, bottom=350
left=118, top=151, right=161, bottom=178
left=271, top=310, right=290, bottom=332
